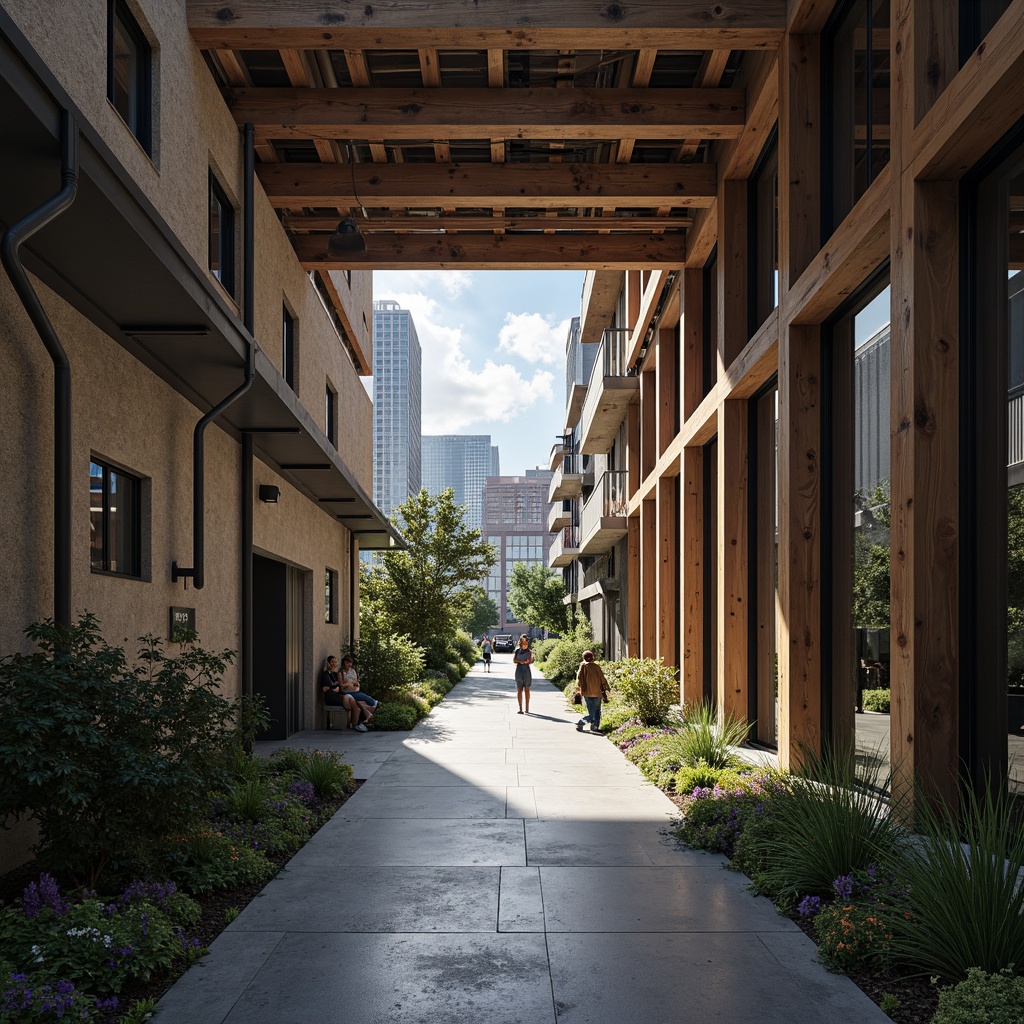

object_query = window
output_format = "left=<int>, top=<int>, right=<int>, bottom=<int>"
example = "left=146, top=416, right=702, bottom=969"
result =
left=326, top=381, right=337, bottom=446
left=90, top=459, right=142, bottom=577
left=960, top=1, right=1014, bottom=65
left=325, top=568, right=338, bottom=624
left=107, top=0, right=151, bottom=153
left=749, top=129, right=779, bottom=333
left=282, top=305, right=295, bottom=389
left=824, top=0, right=891, bottom=233
left=209, top=171, right=235, bottom=296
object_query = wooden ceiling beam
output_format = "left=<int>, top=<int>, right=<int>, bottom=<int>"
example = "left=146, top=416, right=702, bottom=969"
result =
left=258, top=160, right=718, bottom=208
left=283, top=214, right=693, bottom=231
left=292, top=231, right=686, bottom=269
left=187, top=0, right=786, bottom=51
left=231, top=87, right=745, bottom=140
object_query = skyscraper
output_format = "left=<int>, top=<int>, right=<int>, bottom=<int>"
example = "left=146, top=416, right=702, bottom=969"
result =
left=421, top=435, right=499, bottom=533
left=372, top=300, right=422, bottom=520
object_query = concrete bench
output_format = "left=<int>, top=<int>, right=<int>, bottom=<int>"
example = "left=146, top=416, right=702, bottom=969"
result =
left=323, top=701, right=351, bottom=729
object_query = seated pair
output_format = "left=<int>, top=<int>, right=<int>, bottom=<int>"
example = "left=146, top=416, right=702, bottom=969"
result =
left=321, top=655, right=379, bottom=732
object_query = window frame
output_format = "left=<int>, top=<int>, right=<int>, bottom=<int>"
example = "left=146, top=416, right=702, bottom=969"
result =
left=208, top=170, right=236, bottom=297
left=90, top=457, right=143, bottom=578
left=325, top=380, right=337, bottom=446
left=282, top=304, right=296, bottom=389
left=106, top=0, right=152, bottom=154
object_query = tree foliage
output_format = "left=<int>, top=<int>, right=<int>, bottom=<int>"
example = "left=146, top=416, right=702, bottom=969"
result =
left=459, top=587, right=500, bottom=637
left=507, top=562, right=569, bottom=635
left=851, top=481, right=891, bottom=629
left=363, top=488, right=496, bottom=650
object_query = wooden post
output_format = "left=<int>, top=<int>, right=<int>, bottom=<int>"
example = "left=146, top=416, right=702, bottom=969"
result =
left=681, top=446, right=704, bottom=705
left=627, top=515, right=641, bottom=657
left=718, top=178, right=748, bottom=370
left=777, top=323, right=822, bottom=768
left=641, top=368, right=657, bottom=480
left=718, top=400, right=749, bottom=723
left=641, top=497, right=658, bottom=657
left=658, top=476, right=679, bottom=668
left=682, top=267, right=704, bottom=421
left=657, top=325, right=679, bottom=457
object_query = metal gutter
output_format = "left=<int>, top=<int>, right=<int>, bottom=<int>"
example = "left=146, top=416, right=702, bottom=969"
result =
left=0, top=110, right=79, bottom=628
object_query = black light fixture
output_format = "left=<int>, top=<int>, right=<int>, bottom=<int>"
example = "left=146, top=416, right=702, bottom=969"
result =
left=258, top=484, right=280, bottom=503
left=327, top=216, right=366, bottom=254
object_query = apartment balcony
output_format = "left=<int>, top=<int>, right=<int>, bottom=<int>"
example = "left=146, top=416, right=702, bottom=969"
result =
left=577, top=550, right=620, bottom=601
left=549, top=524, right=580, bottom=568
left=548, top=453, right=583, bottom=502
left=548, top=433, right=571, bottom=472
left=548, top=499, right=573, bottom=533
left=579, top=470, right=629, bottom=555
left=580, top=328, right=639, bottom=455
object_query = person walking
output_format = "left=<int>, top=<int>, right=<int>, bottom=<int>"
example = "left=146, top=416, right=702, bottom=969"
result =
left=513, top=634, right=534, bottom=714
left=480, top=636, right=493, bottom=673
left=574, top=650, right=609, bottom=733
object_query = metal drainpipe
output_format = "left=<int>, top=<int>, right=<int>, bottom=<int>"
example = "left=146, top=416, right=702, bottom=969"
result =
left=241, top=123, right=254, bottom=697
left=0, top=110, right=79, bottom=629
left=175, top=123, right=256, bottom=593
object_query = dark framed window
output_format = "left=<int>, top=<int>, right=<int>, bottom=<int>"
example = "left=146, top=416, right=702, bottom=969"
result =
left=702, top=436, right=719, bottom=708
left=282, top=305, right=295, bottom=389
left=209, top=171, right=235, bottom=296
left=90, top=459, right=142, bottom=577
left=325, top=381, right=337, bottom=446
left=702, top=247, right=719, bottom=398
left=749, top=127, right=779, bottom=334
left=107, top=0, right=151, bottom=153
left=325, top=568, right=338, bottom=624
left=959, top=1, right=1014, bottom=66
left=823, top=0, right=891, bottom=235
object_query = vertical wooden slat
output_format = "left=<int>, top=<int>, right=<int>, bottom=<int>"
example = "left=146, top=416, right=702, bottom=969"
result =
left=682, top=268, right=704, bottom=420
left=657, top=325, right=678, bottom=457
left=718, top=400, right=749, bottom=723
left=913, top=1, right=958, bottom=125
left=627, top=402, right=640, bottom=498
left=641, top=369, right=657, bottom=481
left=719, top=178, right=749, bottom=369
left=658, top=476, right=679, bottom=667
left=777, top=323, right=822, bottom=769
left=641, top=497, right=658, bottom=657
left=682, top=446, right=704, bottom=705
left=627, top=515, right=641, bottom=657
left=756, top=391, right=779, bottom=746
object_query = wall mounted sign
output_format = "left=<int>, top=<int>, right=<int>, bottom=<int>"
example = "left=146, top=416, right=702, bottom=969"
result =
left=170, top=606, right=196, bottom=642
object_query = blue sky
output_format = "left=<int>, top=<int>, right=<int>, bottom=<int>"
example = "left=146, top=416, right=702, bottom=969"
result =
left=371, top=270, right=586, bottom=476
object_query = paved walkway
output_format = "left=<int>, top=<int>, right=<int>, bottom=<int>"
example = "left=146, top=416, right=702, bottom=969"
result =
left=154, top=659, right=889, bottom=1024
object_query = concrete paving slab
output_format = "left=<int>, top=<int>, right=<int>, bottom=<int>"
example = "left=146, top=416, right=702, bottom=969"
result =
left=223, top=933, right=556, bottom=1024
left=525, top=820, right=724, bottom=867
left=539, top=866, right=796, bottom=933
left=498, top=866, right=545, bottom=932
left=384, top=746, right=511, bottom=765
left=548, top=933, right=888, bottom=1024
left=533, top=786, right=678, bottom=821
left=336, top=784, right=508, bottom=818
left=229, top=865, right=500, bottom=933
left=365, top=762, right=522, bottom=787
left=504, top=786, right=538, bottom=818
left=287, top=817, right=527, bottom=867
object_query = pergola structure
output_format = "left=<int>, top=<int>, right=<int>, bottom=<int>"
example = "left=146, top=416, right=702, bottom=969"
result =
left=187, top=1, right=783, bottom=270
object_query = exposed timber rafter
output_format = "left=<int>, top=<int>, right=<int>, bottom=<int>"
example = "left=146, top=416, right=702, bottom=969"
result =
left=292, top=231, right=685, bottom=269
left=258, top=161, right=718, bottom=208
left=282, top=213, right=694, bottom=232
left=186, top=0, right=786, bottom=51
left=230, top=87, right=746, bottom=141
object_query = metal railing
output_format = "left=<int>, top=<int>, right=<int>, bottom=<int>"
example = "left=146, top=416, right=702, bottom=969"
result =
left=580, top=470, right=629, bottom=546
left=601, top=327, right=631, bottom=378
left=583, top=550, right=615, bottom=588
left=1011, top=392, right=1024, bottom=467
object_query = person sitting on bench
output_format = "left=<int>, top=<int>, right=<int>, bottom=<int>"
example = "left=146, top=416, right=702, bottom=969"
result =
left=321, top=655, right=361, bottom=728
left=339, top=655, right=380, bottom=732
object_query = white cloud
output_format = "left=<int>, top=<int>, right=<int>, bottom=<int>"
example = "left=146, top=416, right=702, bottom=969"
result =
left=375, top=270, right=473, bottom=301
left=497, top=311, right=569, bottom=365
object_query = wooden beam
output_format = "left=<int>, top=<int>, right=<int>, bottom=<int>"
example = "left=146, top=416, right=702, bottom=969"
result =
left=682, top=268, right=704, bottom=420
left=717, top=50, right=780, bottom=180
left=259, top=160, right=719, bottom=208
left=658, top=476, right=679, bottom=667
left=627, top=513, right=641, bottom=657
left=293, top=231, right=685, bottom=269
left=641, top=497, right=658, bottom=657
left=787, top=0, right=839, bottom=33
left=231, top=87, right=746, bottom=140
left=676, top=49, right=732, bottom=160
left=188, top=0, right=787, bottom=51
left=681, top=446, right=704, bottom=704
left=777, top=323, right=822, bottom=771
left=718, top=400, right=749, bottom=724
left=641, top=368, right=658, bottom=480
left=283, top=213, right=693, bottom=232
left=657, top=324, right=678, bottom=457
left=718, top=178, right=748, bottom=366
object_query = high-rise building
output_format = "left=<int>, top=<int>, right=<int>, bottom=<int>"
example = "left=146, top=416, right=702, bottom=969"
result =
left=483, top=471, right=554, bottom=633
left=421, top=435, right=499, bottom=532
left=372, top=300, right=422, bottom=520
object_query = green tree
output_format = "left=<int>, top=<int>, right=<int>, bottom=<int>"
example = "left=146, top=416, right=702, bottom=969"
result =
left=459, top=586, right=500, bottom=637
left=507, top=562, right=569, bottom=635
left=852, top=481, right=891, bottom=629
left=363, top=488, right=495, bottom=650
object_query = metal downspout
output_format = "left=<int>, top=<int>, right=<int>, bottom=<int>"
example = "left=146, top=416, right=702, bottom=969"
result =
left=174, top=123, right=256, bottom=594
left=0, top=110, right=79, bottom=629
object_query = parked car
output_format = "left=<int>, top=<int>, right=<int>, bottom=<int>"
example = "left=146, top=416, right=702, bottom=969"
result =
left=492, top=634, right=514, bottom=652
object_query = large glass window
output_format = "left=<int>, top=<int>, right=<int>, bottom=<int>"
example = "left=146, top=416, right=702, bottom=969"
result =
left=828, top=279, right=891, bottom=769
left=960, top=1, right=1014, bottom=65
left=325, top=568, right=338, bottom=624
left=282, top=306, right=295, bottom=389
left=824, top=0, right=891, bottom=233
left=89, top=459, right=142, bottom=577
left=107, top=0, right=151, bottom=153
left=209, top=172, right=235, bottom=296
left=703, top=249, right=719, bottom=398
left=750, top=130, right=779, bottom=333
left=703, top=436, right=719, bottom=707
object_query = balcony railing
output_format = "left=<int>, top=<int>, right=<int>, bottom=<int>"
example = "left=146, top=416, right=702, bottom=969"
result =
left=579, top=330, right=639, bottom=455
left=579, top=470, right=629, bottom=554
left=583, top=551, right=616, bottom=589
left=1011, top=392, right=1024, bottom=467
left=549, top=523, right=580, bottom=567
left=599, top=327, right=631, bottom=380
left=548, top=452, right=583, bottom=501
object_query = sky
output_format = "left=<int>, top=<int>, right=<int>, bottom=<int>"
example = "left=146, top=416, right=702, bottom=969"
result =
left=369, top=270, right=586, bottom=476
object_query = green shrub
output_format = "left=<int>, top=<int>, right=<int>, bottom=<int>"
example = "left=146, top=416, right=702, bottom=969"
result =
left=598, top=704, right=637, bottom=733
left=542, top=619, right=602, bottom=685
left=451, top=630, right=479, bottom=668
left=422, top=668, right=449, bottom=684
left=445, top=662, right=461, bottom=684
left=861, top=688, right=890, bottom=713
left=675, top=702, right=750, bottom=769
left=266, top=747, right=312, bottom=778
left=419, top=677, right=450, bottom=700
left=0, top=614, right=238, bottom=888
left=933, top=968, right=1024, bottom=1024
left=165, top=828, right=276, bottom=895
left=625, top=735, right=696, bottom=788
left=341, top=621, right=425, bottom=701
left=882, top=779, right=1024, bottom=981
left=754, top=747, right=905, bottom=906
left=532, top=638, right=558, bottom=663
left=674, top=762, right=751, bottom=795
left=298, top=750, right=354, bottom=799
left=221, top=779, right=271, bottom=823
left=814, top=900, right=896, bottom=974
left=605, top=657, right=678, bottom=725
left=369, top=702, right=419, bottom=731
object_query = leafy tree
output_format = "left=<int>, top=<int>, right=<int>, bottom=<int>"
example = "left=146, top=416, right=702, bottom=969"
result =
left=459, top=586, right=500, bottom=637
left=507, top=562, right=569, bottom=635
left=852, top=481, right=891, bottom=629
left=363, top=488, right=496, bottom=651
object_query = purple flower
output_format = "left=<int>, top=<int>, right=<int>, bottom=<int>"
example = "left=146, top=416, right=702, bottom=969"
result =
left=797, top=894, right=822, bottom=918
left=22, top=873, right=71, bottom=919
left=833, top=874, right=855, bottom=901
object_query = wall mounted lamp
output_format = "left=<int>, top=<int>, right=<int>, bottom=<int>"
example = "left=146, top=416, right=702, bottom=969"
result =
left=258, top=485, right=280, bottom=504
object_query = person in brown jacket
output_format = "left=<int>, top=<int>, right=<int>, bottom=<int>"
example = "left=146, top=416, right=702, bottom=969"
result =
left=574, top=650, right=609, bottom=733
